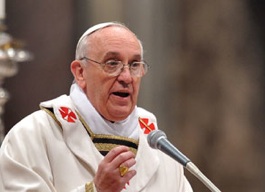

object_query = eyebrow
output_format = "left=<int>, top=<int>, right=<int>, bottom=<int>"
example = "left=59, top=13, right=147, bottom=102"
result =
left=104, top=52, right=120, bottom=58
left=103, top=52, right=142, bottom=60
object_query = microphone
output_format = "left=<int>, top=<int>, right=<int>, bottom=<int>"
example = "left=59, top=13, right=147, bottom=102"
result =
left=147, top=130, right=221, bottom=192
left=147, top=129, right=190, bottom=166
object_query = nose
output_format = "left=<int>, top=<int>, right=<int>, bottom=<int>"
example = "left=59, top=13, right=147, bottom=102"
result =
left=117, top=65, right=132, bottom=84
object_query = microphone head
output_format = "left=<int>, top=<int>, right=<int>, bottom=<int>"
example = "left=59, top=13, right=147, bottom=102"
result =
left=147, top=130, right=167, bottom=149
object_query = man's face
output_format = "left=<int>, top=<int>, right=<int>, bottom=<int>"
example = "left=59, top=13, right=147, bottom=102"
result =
left=77, top=26, right=143, bottom=122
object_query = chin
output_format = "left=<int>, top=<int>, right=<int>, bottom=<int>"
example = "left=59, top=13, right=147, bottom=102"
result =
left=111, top=114, right=129, bottom=122
left=109, top=109, right=132, bottom=121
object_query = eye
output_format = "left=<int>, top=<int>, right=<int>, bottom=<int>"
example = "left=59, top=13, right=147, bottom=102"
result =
left=106, top=60, right=120, bottom=67
left=130, top=62, right=141, bottom=69
left=104, top=60, right=121, bottom=73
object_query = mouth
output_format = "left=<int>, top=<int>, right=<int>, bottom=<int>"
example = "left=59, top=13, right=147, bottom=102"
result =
left=112, top=92, right=130, bottom=98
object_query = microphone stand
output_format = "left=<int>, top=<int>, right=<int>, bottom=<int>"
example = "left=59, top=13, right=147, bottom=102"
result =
left=147, top=130, right=221, bottom=192
left=185, top=161, right=221, bottom=192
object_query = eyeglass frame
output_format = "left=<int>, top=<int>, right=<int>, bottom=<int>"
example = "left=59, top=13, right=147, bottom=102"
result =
left=79, top=57, right=150, bottom=77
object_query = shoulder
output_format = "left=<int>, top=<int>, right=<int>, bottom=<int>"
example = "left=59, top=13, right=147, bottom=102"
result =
left=0, top=110, right=55, bottom=158
left=6, top=109, right=57, bottom=141
left=12, top=110, right=51, bottom=130
left=4, top=95, right=71, bottom=143
left=40, top=94, right=71, bottom=109
left=137, top=107, right=156, bottom=120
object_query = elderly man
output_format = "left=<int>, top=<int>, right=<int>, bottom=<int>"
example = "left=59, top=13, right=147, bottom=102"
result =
left=0, top=22, right=192, bottom=192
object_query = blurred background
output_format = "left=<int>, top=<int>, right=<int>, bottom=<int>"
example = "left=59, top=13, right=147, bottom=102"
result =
left=3, top=0, right=265, bottom=191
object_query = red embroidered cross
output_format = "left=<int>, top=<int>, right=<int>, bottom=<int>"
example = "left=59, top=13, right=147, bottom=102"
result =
left=139, top=118, right=155, bottom=134
left=59, top=107, right=77, bottom=123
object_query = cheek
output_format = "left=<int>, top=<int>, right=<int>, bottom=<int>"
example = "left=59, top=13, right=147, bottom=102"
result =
left=84, top=69, right=104, bottom=95
left=132, top=79, right=141, bottom=99
left=88, top=79, right=113, bottom=102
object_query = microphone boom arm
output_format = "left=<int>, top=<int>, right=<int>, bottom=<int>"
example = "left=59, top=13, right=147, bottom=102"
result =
left=148, top=130, right=221, bottom=192
left=186, top=161, right=221, bottom=192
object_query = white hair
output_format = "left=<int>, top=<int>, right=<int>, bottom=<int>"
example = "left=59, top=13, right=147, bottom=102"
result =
left=75, top=21, right=144, bottom=60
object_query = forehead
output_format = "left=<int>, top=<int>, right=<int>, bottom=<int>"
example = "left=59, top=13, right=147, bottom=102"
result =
left=87, top=26, right=142, bottom=58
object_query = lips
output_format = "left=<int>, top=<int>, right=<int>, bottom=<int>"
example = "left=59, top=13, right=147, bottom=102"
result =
left=112, top=92, right=130, bottom=97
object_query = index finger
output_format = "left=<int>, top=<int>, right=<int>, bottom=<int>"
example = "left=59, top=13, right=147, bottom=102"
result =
left=103, top=145, right=130, bottom=163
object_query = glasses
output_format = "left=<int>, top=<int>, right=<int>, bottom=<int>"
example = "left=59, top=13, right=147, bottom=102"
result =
left=79, top=57, right=150, bottom=77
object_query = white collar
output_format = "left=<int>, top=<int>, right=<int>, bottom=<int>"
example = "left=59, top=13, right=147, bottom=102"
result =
left=69, top=83, right=139, bottom=140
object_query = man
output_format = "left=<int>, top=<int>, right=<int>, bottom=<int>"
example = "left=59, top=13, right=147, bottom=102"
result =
left=0, top=22, right=192, bottom=191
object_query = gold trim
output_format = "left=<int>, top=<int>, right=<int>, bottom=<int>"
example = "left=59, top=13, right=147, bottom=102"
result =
left=93, top=133, right=139, bottom=145
left=76, top=111, right=139, bottom=146
left=40, top=108, right=141, bottom=154
left=76, top=111, right=95, bottom=137
left=94, top=143, right=137, bottom=155
left=40, top=106, right=62, bottom=128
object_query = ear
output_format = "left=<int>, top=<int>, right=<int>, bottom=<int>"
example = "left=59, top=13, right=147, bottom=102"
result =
left=70, top=60, right=86, bottom=89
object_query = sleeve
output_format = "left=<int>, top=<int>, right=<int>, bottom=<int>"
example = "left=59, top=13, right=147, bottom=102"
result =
left=0, top=129, right=56, bottom=192
left=0, top=112, right=94, bottom=192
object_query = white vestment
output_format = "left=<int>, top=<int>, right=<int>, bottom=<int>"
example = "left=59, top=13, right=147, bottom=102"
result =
left=0, top=93, right=192, bottom=192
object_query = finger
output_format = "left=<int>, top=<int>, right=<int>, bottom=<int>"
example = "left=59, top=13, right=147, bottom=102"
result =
left=116, top=153, right=136, bottom=179
left=111, top=150, right=135, bottom=168
left=117, top=166, right=137, bottom=183
left=123, top=169, right=137, bottom=180
left=103, top=145, right=130, bottom=163
left=119, top=156, right=136, bottom=169
left=94, top=150, right=136, bottom=192
left=96, top=147, right=133, bottom=176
